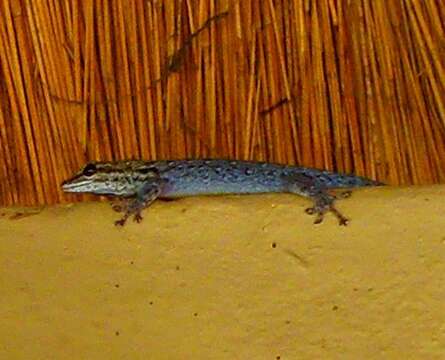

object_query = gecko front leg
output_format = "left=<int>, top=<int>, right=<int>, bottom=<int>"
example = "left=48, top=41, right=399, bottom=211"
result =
left=114, top=181, right=164, bottom=226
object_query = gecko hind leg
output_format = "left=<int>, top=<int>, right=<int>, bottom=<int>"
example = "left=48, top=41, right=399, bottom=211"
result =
left=286, top=173, right=350, bottom=226
left=305, top=192, right=349, bottom=226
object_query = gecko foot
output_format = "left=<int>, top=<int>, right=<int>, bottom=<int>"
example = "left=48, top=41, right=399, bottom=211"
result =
left=306, top=193, right=349, bottom=226
left=305, top=206, right=325, bottom=224
left=114, top=212, right=143, bottom=226
left=330, top=206, right=349, bottom=226
left=112, top=184, right=162, bottom=226
left=133, top=213, right=143, bottom=223
left=114, top=210, right=132, bottom=226
left=113, top=182, right=162, bottom=226
left=115, top=218, right=127, bottom=226
left=114, top=209, right=142, bottom=226
left=287, top=173, right=350, bottom=226
left=313, top=213, right=323, bottom=224
left=112, top=201, right=131, bottom=225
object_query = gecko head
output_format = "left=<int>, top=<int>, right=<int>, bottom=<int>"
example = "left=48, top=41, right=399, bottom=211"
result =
left=61, top=161, right=160, bottom=197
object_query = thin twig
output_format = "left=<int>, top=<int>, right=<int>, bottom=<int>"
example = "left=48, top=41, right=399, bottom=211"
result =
left=50, top=11, right=229, bottom=107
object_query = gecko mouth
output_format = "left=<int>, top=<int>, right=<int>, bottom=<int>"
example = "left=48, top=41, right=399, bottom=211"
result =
left=61, top=177, right=120, bottom=196
left=61, top=178, right=92, bottom=192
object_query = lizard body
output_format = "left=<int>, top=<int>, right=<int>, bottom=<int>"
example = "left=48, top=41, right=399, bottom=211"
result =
left=62, top=159, right=383, bottom=226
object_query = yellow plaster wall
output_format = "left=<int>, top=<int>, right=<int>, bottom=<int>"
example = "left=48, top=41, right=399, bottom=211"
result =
left=1, top=186, right=444, bottom=359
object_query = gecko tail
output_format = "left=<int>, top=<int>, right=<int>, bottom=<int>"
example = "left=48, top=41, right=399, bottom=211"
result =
left=321, top=172, right=384, bottom=188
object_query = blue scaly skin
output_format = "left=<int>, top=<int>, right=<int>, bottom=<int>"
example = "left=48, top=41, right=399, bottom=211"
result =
left=62, top=159, right=383, bottom=226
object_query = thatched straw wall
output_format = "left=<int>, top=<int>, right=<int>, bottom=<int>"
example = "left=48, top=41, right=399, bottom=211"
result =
left=0, top=0, right=444, bottom=205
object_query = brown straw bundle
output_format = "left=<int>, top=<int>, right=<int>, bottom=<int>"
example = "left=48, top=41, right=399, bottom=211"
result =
left=0, top=0, right=444, bottom=206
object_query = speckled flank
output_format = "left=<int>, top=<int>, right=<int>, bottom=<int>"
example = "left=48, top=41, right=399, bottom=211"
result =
left=154, top=159, right=381, bottom=197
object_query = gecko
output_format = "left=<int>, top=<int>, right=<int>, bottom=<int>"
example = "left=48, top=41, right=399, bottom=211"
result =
left=61, top=159, right=383, bottom=226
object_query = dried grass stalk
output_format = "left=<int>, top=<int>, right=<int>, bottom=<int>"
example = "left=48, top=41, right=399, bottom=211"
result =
left=0, top=0, right=444, bottom=205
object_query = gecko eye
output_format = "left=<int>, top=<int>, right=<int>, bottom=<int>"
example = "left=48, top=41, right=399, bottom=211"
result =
left=83, top=163, right=97, bottom=177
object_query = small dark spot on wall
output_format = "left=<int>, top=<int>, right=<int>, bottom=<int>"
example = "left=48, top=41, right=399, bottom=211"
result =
left=176, top=265, right=180, bottom=270
left=276, top=356, right=281, bottom=360
left=149, top=301, right=154, bottom=305
left=332, top=305, right=338, bottom=311
left=367, top=287, right=374, bottom=292
left=193, top=312, right=198, bottom=317
left=271, top=242, right=277, bottom=248
left=115, top=331, right=120, bottom=336
left=114, top=284, right=120, bottom=288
